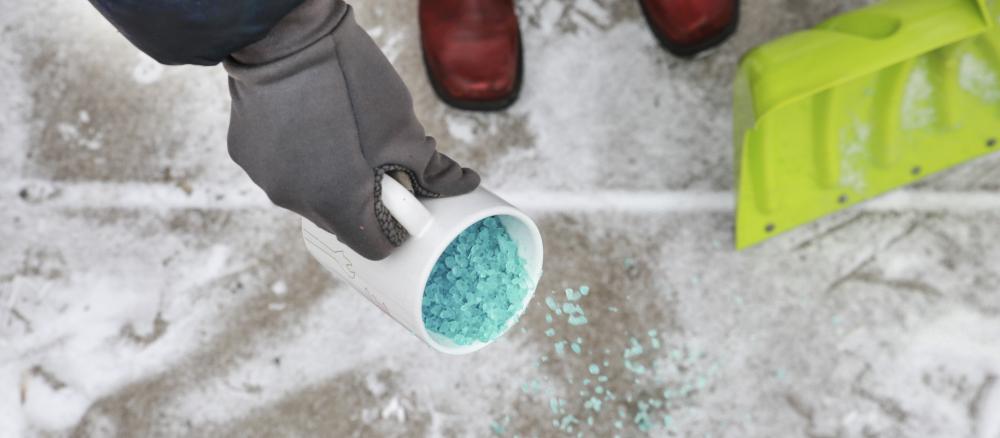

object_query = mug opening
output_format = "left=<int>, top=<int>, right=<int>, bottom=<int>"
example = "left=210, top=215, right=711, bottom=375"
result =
left=420, top=211, right=543, bottom=354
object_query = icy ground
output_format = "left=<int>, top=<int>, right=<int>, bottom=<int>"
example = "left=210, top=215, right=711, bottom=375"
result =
left=3, top=0, right=1000, bottom=436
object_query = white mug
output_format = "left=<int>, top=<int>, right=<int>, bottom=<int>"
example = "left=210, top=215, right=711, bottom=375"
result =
left=301, top=175, right=544, bottom=354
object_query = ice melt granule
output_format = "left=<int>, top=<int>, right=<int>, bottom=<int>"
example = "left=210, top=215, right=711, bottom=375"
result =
left=422, top=216, right=530, bottom=345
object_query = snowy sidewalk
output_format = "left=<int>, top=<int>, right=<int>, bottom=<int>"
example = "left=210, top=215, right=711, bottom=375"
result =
left=3, top=0, right=1000, bottom=437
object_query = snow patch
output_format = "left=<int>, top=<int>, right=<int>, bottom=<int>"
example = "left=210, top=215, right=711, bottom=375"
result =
left=959, top=53, right=1000, bottom=102
left=132, top=53, right=165, bottom=85
left=902, top=59, right=935, bottom=130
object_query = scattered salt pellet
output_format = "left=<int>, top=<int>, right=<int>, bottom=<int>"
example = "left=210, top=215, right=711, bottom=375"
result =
left=635, top=401, right=652, bottom=432
left=584, top=397, right=602, bottom=412
left=565, top=288, right=581, bottom=301
left=489, top=420, right=505, bottom=436
left=545, top=297, right=560, bottom=314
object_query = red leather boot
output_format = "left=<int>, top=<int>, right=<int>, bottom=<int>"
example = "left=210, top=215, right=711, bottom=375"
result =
left=419, top=0, right=523, bottom=111
left=639, top=0, right=739, bottom=57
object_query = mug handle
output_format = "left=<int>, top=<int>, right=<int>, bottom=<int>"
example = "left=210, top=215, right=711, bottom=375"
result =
left=380, top=174, right=434, bottom=238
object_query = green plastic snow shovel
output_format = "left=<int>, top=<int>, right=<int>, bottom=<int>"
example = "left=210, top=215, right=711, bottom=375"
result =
left=734, top=0, right=1000, bottom=249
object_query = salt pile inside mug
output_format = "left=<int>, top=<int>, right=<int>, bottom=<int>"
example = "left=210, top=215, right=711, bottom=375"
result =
left=422, top=216, right=530, bottom=345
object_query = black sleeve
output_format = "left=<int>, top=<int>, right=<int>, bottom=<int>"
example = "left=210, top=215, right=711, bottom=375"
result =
left=88, top=0, right=306, bottom=66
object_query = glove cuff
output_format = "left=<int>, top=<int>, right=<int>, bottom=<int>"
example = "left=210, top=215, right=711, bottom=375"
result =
left=229, top=0, right=350, bottom=66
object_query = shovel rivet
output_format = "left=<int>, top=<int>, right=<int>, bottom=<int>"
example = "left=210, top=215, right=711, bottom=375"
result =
left=911, top=166, right=922, bottom=176
left=988, top=138, right=997, bottom=148
left=765, top=224, right=776, bottom=233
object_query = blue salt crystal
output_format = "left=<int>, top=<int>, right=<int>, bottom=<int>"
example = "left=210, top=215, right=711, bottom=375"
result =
left=490, top=419, right=506, bottom=436
left=625, top=359, right=647, bottom=374
left=554, top=341, right=566, bottom=355
left=545, top=297, right=560, bottom=314
left=624, top=338, right=644, bottom=359
left=562, top=302, right=583, bottom=315
left=565, top=288, right=582, bottom=302
left=422, top=217, right=530, bottom=345
left=558, top=415, right=578, bottom=432
left=588, top=364, right=600, bottom=375
left=634, top=401, right=653, bottom=432
left=584, top=397, right=602, bottom=412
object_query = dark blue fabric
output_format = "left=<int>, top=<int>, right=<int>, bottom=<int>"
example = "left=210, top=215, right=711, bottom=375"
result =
left=89, top=0, right=306, bottom=66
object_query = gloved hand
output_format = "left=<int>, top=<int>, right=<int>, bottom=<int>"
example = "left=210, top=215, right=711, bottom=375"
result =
left=224, top=0, right=480, bottom=260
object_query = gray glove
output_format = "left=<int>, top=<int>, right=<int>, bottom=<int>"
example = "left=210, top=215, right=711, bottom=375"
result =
left=224, top=0, right=480, bottom=260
